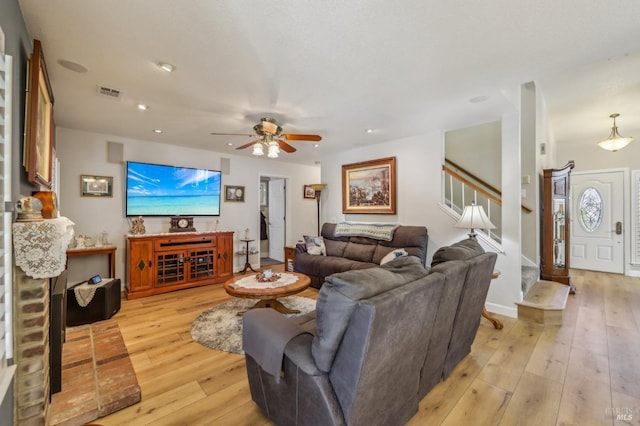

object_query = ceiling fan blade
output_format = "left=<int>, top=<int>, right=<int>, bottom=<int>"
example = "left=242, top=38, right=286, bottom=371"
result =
left=235, top=139, right=260, bottom=150
left=210, top=132, right=255, bottom=137
left=278, top=139, right=297, bottom=153
left=283, top=134, right=322, bottom=141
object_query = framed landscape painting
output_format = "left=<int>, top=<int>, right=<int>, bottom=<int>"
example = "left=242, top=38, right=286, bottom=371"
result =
left=24, top=39, right=54, bottom=187
left=342, top=156, right=396, bottom=214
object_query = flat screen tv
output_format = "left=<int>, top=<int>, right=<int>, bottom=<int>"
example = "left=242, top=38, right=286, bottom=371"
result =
left=126, top=161, right=221, bottom=216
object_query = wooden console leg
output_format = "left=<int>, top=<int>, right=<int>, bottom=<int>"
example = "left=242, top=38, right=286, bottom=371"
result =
left=482, top=307, right=503, bottom=330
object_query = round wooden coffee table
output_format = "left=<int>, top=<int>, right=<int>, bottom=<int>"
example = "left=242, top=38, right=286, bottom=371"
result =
left=223, top=272, right=311, bottom=316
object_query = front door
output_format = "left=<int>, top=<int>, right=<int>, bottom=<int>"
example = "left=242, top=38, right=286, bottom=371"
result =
left=570, top=170, right=624, bottom=273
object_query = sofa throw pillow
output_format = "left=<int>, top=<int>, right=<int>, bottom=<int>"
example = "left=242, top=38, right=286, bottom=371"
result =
left=380, top=248, right=408, bottom=265
left=304, top=235, right=326, bottom=256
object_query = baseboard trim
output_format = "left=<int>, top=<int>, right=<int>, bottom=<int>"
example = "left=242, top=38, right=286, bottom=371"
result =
left=485, top=302, right=517, bottom=319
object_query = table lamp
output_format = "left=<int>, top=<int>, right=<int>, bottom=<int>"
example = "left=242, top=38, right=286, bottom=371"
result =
left=455, top=203, right=495, bottom=238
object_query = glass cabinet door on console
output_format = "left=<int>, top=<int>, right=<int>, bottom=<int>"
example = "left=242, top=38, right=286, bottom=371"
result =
left=188, top=248, right=216, bottom=281
left=156, top=251, right=187, bottom=286
left=541, top=161, right=575, bottom=293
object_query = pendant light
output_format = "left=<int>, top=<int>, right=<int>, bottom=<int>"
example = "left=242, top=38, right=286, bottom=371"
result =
left=597, top=113, right=633, bottom=152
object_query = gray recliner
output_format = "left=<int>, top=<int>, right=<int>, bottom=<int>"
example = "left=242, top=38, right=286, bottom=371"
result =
left=243, top=257, right=446, bottom=426
left=421, top=237, right=498, bottom=395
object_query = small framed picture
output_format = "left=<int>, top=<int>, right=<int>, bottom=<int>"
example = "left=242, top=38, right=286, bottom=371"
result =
left=225, top=185, right=245, bottom=202
left=81, top=175, right=113, bottom=197
left=304, top=185, right=316, bottom=199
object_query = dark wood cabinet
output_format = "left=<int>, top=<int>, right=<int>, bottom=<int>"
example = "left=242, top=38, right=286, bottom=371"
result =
left=126, top=231, right=234, bottom=299
left=541, top=161, right=575, bottom=292
left=284, top=246, right=296, bottom=272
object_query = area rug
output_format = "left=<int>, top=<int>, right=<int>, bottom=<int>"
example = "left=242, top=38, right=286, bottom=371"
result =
left=191, top=296, right=316, bottom=354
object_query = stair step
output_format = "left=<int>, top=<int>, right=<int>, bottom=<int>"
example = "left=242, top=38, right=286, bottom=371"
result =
left=515, top=280, right=570, bottom=325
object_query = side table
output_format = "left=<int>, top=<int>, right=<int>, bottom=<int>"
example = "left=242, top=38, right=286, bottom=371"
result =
left=284, top=246, right=296, bottom=272
left=238, top=239, right=257, bottom=274
left=66, top=245, right=117, bottom=278
left=482, top=270, right=504, bottom=329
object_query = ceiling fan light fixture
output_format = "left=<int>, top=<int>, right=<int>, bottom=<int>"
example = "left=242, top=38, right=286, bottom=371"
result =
left=252, top=143, right=264, bottom=156
left=597, top=113, right=633, bottom=152
left=267, top=141, right=280, bottom=158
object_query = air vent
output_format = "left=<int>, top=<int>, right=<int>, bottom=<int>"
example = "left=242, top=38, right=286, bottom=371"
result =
left=96, top=85, right=122, bottom=99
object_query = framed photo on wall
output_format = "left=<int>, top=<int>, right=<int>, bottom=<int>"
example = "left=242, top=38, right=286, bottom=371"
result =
left=225, top=185, right=245, bottom=202
left=81, top=175, right=113, bottom=197
left=24, top=39, right=54, bottom=187
left=303, top=185, right=316, bottom=199
left=342, top=157, right=396, bottom=214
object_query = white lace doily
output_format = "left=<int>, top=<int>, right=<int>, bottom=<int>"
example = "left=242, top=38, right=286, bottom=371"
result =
left=231, top=273, right=299, bottom=289
left=13, top=217, right=75, bottom=279
left=73, top=278, right=114, bottom=307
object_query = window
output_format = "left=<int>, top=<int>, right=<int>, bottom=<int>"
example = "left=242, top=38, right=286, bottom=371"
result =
left=0, top=42, right=16, bottom=407
left=578, top=187, right=603, bottom=232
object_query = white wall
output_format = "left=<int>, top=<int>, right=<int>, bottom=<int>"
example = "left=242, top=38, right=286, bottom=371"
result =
left=56, top=127, right=320, bottom=283
left=320, top=125, right=522, bottom=317
left=445, top=120, right=502, bottom=188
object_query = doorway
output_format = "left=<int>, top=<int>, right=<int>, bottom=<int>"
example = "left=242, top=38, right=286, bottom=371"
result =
left=259, top=176, right=286, bottom=265
left=570, top=170, right=625, bottom=274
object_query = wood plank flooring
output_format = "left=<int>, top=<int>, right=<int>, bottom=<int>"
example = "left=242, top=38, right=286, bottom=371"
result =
left=97, top=268, right=640, bottom=425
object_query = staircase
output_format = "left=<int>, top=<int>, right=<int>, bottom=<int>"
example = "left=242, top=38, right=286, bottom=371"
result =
left=516, top=280, right=571, bottom=325
left=521, top=265, right=538, bottom=295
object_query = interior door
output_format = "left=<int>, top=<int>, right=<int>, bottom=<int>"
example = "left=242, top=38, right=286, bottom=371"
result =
left=570, top=170, right=624, bottom=273
left=268, top=179, right=285, bottom=262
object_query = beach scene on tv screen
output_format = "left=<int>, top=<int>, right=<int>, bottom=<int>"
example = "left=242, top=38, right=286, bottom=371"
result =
left=127, top=162, right=221, bottom=216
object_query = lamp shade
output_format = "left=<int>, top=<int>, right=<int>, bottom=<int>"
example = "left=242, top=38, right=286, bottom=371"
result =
left=455, top=203, right=495, bottom=236
left=309, top=183, right=326, bottom=192
left=597, top=113, right=633, bottom=152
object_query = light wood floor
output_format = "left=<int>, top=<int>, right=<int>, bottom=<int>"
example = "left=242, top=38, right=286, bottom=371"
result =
left=98, top=268, right=640, bottom=425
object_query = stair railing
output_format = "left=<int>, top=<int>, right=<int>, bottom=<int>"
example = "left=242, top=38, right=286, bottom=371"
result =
left=442, top=163, right=502, bottom=244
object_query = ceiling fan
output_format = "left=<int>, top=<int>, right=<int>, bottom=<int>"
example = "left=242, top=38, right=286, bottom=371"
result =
left=211, top=117, right=321, bottom=157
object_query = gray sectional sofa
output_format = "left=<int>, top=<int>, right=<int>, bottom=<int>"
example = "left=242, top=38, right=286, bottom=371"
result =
left=293, top=223, right=429, bottom=288
left=243, top=237, right=497, bottom=425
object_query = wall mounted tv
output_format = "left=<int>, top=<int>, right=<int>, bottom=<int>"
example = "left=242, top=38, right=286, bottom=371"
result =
left=126, top=161, right=221, bottom=216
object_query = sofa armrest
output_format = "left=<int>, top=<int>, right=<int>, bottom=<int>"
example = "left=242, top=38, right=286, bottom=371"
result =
left=243, top=309, right=311, bottom=381
left=284, top=333, right=324, bottom=376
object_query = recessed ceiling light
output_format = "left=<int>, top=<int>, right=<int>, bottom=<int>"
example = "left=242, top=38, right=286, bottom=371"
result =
left=469, top=95, right=489, bottom=104
left=57, top=59, right=88, bottom=73
left=153, top=129, right=163, bottom=134
left=158, top=62, right=175, bottom=72
left=365, top=128, right=376, bottom=133
left=137, top=103, right=149, bottom=111
left=226, top=142, right=233, bottom=146
left=313, top=143, right=319, bottom=148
